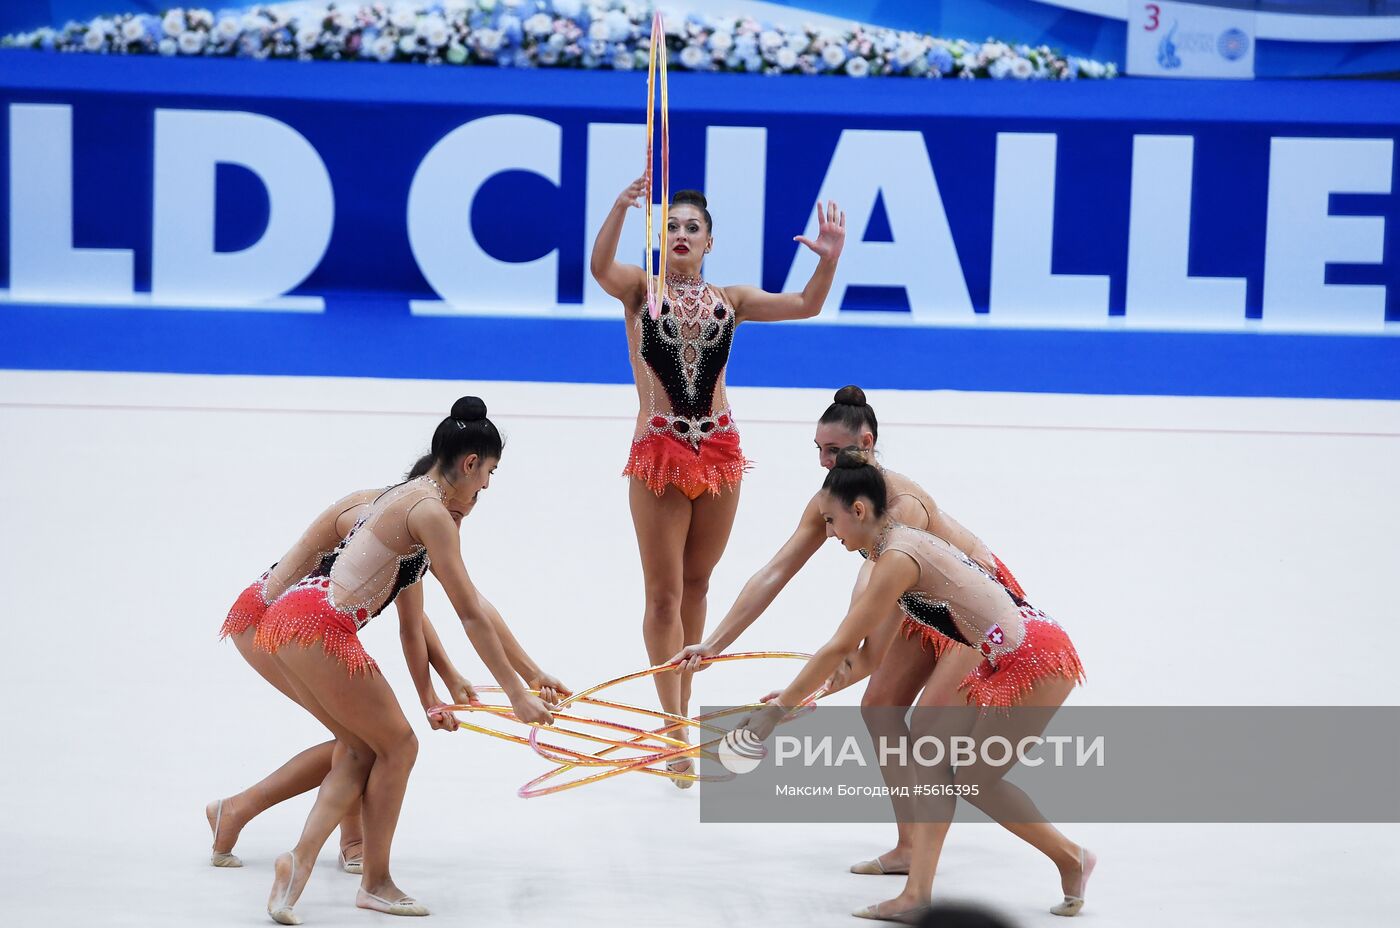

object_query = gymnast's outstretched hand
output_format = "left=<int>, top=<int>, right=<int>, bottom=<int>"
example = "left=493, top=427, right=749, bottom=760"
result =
left=615, top=176, right=646, bottom=210
left=793, top=199, right=846, bottom=262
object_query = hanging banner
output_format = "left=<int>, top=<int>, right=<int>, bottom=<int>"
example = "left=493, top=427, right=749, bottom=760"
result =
left=1127, top=1, right=1255, bottom=80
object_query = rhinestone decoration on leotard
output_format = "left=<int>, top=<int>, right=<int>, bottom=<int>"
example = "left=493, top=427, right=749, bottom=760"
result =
left=638, top=275, right=734, bottom=422
left=961, top=608, right=1085, bottom=708
left=218, top=570, right=275, bottom=640
left=869, top=524, right=1085, bottom=707
left=253, top=478, right=440, bottom=673
left=253, top=581, right=380, bottom=676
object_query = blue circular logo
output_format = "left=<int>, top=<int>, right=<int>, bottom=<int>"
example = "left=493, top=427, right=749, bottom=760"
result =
left=1218, top=28, right=1250, bottom=61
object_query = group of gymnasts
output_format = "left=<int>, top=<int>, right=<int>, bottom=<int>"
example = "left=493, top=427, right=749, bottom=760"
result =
left=208, top=183, right=1094, bottom=925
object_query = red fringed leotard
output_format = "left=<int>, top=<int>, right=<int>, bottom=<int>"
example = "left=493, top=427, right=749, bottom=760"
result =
left=869, top=523, right=1083, bottom=708
left=255, top=478, right=440, bottom=676
left=623, top=273, right=748, bottom=499
left=218, top=491, right=380, bottom=640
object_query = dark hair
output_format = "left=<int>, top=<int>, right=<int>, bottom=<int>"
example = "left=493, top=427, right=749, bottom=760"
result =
left=407, top=396, right=503, bottom=479
left=914, top=902, right=1019, bottom=928
left=818, top=385, right=878, bottom=444
left=670, top=189, right=712, bottom=233
left=821, top=447, right=887, bottom=516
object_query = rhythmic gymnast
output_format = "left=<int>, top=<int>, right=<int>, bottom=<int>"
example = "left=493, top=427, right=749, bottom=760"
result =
left=674, top=385, right=1025, bottom=873
left=253, top=397, right=557, bottom=923
left=739, top=452, right=1093, bottom=922
left=211, top=463, right=568, bottom=872
left=591, top=181, right=846, bottom=784
left=213, top=484, right=445, bottom=873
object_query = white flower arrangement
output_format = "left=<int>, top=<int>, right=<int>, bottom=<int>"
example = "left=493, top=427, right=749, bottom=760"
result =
left=0, top=2, right=1118, bottom=80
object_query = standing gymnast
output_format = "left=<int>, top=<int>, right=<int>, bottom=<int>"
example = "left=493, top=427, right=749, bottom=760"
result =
left=591, top=180, right=846, bottom=784
left=254, top=397, right=555, bottom=924
left=673, top=385, right=1024, bottom=871
left=741, top=452, right=1093, bottom=922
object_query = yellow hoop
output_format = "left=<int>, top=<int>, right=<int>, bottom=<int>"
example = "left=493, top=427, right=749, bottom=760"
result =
left=443, top=652, right=826, bottom=797
left=643, top=10, right=669, bottom=320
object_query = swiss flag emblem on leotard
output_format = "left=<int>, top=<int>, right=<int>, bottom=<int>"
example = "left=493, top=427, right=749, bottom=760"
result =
left=987, top=625, right=1004, bottom=646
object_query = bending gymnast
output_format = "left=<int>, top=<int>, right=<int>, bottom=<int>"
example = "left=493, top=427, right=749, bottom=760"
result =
left=591, top=181, right=846, bottom=784
left=254, top=397, right=556, bottom=924
left=212, top=486, right=451, bottom=872
left=674, top=385, right=1025, bottom=874
left=211, top=465, right=568, bottom=871
left=740, top=452, right=1093, bottom=922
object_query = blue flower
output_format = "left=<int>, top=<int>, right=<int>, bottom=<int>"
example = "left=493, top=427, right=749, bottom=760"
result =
left=498, top=14, right=523, bottom=43
left=927, top=46, right=953, bottom=74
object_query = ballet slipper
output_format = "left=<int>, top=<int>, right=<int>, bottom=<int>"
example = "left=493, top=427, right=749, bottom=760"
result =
left=666, top=756, right=695, bottom=790
left=207, top=799, right=242, bottom=868
left=1050, top=846, right=1096, bottom=917
left=849, top=856, right=909, bottom=876
left=268, top=852, right=303, bottom=925
left=338, top=846, right=363, bottom=875
left=851, top=900, right=930, bottom=924
left=356, top=887, right=429, bottom=917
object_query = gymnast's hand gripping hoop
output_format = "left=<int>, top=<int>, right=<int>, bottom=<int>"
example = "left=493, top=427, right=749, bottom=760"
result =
left=440, top=653, right=828, bottom=798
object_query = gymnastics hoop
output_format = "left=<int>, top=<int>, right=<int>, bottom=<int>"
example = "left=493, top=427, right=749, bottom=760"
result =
left=442, top=652, right=827, bottom=797
left=643, top=10, right=669, bottom=320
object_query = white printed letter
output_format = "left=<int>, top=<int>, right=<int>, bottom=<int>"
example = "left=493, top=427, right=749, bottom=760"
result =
left=783, top=129, right=973, bottom=321
left=153, top=109, right=333, bottom=308
left=8, top=104, right=134, bottom=302
left=410, top=114, right=561, bottom=313
left=990, top=133, right=1110, bottom=322
left=1126, top=135, right=1247, bottom=328
left=1263, top=137, right=1392, bottom=330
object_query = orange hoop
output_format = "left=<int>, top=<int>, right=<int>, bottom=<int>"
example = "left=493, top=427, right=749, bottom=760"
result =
left=442, top=652, right=826, bottom=797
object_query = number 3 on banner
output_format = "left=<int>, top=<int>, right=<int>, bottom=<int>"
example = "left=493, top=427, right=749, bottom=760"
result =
left=1144, top=3, right=1161, bottom=31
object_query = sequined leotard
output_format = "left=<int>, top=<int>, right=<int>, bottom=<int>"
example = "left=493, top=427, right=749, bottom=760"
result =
left=622, top=274, right=749, bottom=499
left=852, top=468, right=1026, bottom=659
left=219, top=489, right=380, bottom=640
left=255, top=478, right=441, bottom=675
left=870, top=523, right=1083, bottom=707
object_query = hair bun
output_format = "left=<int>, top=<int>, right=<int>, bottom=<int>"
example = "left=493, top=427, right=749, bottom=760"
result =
left=834, top=447, right=872, bottom=469
left=833, top=385, right=867, bottom=407
left=451, top=396, right=487, bottom=422
left=671, top=189, right=708, bottom=209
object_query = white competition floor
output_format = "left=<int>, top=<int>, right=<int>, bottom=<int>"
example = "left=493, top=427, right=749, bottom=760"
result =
left=2, top=370, right=1397, bottom=927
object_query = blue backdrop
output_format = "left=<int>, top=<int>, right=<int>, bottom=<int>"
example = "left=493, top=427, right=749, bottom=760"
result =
left=2, top=52, right=1399, bottom=398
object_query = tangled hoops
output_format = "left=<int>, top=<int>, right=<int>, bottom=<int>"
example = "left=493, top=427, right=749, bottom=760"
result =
left=439, top=653, right=826, bottom=798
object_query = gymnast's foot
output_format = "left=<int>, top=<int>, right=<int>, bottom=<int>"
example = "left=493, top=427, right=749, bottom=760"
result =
left=1051, top=845, right=1096, bottom=916
left=666, top=755, right=695, bottom=790
left=851, top=893, right=931, bottom=924
left=849, top=848, right=911, bottom=875
left=356, top=878, right=429, bottom=917
left=206, top=797, right=245, bottom=868
left=339, top=839, right=364, bottom=875
left=268, top=851, right=312, bottom=925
